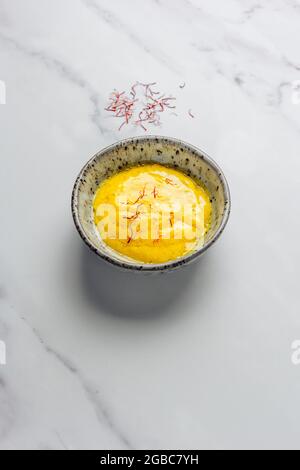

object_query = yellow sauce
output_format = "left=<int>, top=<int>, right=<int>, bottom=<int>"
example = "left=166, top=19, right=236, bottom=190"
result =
left=93, top=164, right=212, bottom=264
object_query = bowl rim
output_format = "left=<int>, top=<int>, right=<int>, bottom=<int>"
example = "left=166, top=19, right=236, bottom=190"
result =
left=71, top=135, right=231, bottom=271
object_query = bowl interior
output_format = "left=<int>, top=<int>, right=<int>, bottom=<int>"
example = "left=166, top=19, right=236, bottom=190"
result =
left=72, top=137, right=230, bottom=270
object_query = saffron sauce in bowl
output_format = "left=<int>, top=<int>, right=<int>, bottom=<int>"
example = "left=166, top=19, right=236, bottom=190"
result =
left=93, top=164, right=212, bottom=264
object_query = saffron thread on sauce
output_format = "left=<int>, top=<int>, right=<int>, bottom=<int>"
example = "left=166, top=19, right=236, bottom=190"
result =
left=93, top=164, right=212, bottom=264
left=124, top=206, right=141, bottom=221
left=165, top=178, right=176, bottom=186
left=152, top=186, right=159, bottom=198
left=170, top=211, right=175, bottom=227
left=127, top=229, right=133, bottom=244
left=129, top=185, right=147, bottom=205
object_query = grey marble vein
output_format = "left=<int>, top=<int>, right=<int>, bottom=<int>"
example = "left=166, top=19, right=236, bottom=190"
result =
left=0, top=31, right=112, bottom=137
left=19, top=314, right=132, bottom=449
left=243, top=4, right=263, bottom=20
left=81, top=0, right=181, bottom=75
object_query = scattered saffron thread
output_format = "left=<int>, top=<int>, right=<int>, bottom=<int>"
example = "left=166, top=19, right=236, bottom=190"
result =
left=153, top=236, right=161, bottom=245
left=165, top=178, right=176, bottom=186
left=170, top=211, right=175, bottom=227
left=127, top=228, right=133, bottom=244
left=128, top=185, right=147, bottom=205
left=152, top=186, right=158, bottom=198
left=105, top=90, right=137, bottom=131
left=105, top=82, right=176, bottom=131
left=105, top=81, right=197, bottom=130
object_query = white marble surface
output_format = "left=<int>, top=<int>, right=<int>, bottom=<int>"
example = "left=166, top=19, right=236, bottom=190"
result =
left=0, top=0, right=300, bottom=450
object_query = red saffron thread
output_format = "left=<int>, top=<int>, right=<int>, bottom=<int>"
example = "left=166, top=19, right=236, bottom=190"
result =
left=152, top=186, right=158, bottom=198
left=126, top=225, right=135, bottom=244
left=128, top=185, right=147, bottom=205
left=124, top=210, right=139, bottom=221
left=170, top=211, right=174, bottom=227
left=105, top=82, right=177, bottom=131
left=153, top=236, right=161, bottom=244
left=124, top=203, right=143, bottom=221
left=105, top=90, right=138, bottom=130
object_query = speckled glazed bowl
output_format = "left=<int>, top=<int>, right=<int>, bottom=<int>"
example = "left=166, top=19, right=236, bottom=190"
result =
left=72, top=136, right=231, bottom=272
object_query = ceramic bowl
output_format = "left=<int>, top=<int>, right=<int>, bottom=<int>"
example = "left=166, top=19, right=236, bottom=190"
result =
left=71, top=136, right=231, bottom=272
